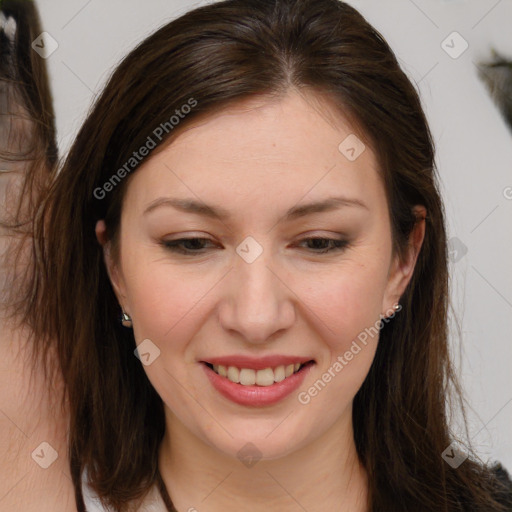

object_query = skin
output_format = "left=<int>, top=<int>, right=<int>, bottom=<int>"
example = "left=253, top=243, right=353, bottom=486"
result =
left=0, top=322, right=74, bottom=512
left=97, top=88, right=426, bottom=512
left=0, top=168, right=75, bottom=511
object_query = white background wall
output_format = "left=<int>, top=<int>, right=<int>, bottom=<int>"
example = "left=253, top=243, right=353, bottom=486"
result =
left=36, top=0, right=512, bottom=470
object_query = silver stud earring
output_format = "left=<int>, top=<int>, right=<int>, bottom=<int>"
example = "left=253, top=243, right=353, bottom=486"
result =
left=381, top=303, right=402, bottom=322
left=120, top=308, right=133, bottom=328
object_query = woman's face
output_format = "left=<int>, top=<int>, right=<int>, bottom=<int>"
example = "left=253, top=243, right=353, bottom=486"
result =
left=97, top=89, right=424, bottom=460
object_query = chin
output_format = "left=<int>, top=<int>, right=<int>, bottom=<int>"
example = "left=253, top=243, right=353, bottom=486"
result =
left=193, top=414, right=314, bottom=463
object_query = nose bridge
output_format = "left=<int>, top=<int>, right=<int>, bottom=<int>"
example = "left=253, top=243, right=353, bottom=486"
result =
left=218, top=237, right=295, bottom=343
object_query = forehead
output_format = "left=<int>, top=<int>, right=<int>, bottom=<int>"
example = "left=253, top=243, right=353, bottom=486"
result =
left=123, top=90, right=385, bottom=219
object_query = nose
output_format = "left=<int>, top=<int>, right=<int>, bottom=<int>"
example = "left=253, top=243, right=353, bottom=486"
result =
left=217, top=247, right=296, bottom=345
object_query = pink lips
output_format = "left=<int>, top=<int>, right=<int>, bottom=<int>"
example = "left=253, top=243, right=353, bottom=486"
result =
left=200, top=356, right=315, bottom=407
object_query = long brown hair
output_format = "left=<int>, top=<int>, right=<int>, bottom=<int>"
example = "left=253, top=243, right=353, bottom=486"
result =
left=1, top=0, right=58, bottom=378
left=21, top=0, right=511, bottom=510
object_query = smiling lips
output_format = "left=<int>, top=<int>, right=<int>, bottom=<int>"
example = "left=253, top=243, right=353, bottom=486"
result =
left=201, top=355, right=315, bottom=407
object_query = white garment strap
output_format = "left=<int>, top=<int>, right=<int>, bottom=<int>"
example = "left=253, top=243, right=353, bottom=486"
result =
left=81, top=470, right=107, bottom=512
left=81, top=469, right=166, bottom=511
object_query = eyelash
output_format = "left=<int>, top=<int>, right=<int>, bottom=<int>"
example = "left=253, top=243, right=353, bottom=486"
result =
left=160, top=237, right=349, bottom=255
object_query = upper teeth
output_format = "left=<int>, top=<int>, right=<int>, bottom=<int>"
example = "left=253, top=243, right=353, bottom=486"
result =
left=212, top=363, right=302, bottom=386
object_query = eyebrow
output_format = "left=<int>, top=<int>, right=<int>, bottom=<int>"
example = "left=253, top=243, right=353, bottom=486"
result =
left=143, top=195, right=369, bottom=221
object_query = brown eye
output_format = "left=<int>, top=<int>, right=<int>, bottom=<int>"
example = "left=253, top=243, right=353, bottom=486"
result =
left=161, top=237, right=217, bottom=255
left=297, top=237, right=349, bottom=254
left=159, top=237, right=349, bottom=256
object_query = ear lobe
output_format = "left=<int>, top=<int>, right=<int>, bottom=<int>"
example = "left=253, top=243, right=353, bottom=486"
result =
left=95, top=219, right=126, bottom=304
left=95, top=219, right=108, bottom=247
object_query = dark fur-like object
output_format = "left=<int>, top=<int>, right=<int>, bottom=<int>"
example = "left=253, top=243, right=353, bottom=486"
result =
left=477, top=48, right=512, bottom=133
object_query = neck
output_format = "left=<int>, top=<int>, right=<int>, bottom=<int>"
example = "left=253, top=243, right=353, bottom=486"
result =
left=158, top=407, right=368, bottom=512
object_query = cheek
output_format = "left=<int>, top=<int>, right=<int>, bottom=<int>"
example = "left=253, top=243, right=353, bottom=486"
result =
left=294, top=269, right=383, bottom=418
left=129, top=281, right=214, bottom=383
left=125, top=260, right=214, bottom=419
left=295, top=259, right=389, bottom=344
left=123, top=242, right=212, bottom=339
left=125, top=241, right=389, bottom=365
left=291, top=258, right=388, bottom=404
left=124, top=253, right=223, bottom=400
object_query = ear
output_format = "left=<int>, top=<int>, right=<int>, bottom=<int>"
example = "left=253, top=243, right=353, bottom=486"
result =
left=381, top=205, right=426, bottom=316
left=95, top=219, right=129, bottom=312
